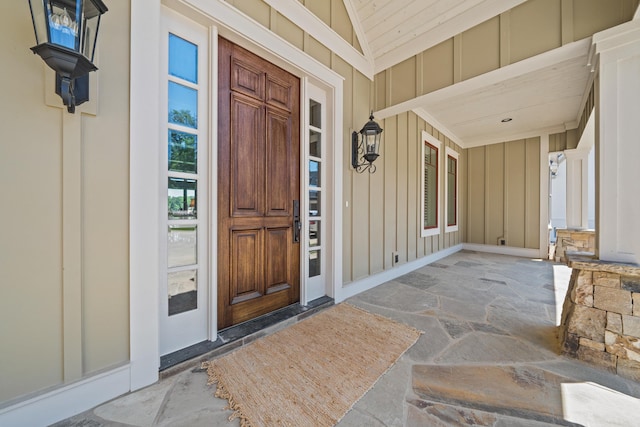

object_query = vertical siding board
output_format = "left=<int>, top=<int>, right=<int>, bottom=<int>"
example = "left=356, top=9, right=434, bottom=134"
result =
left=407, top=113, right=418, bottom=262
left=461, top=16, right=500, bottom=81
left=334, top=55, right=353, bottom=283
left=274, top=12, right=304, bottom=50
left=421, top=39, right=455, bottom=95
left=466, top=147, right=486, bottom=244
left=384, top=117, right=398, bottom=270
left=509, top=0, right=562, bottom=64
left=330, top=0, right=354, bottom=44
left=416, top=119, right=426, bottom=259
left=396, top=113, right=409, bottom=263
left=506, top=140, right=526, bottom=248
left=526, top=138, right=541, bottom=249
left=485, top=144, right=504, bottom=245
left=1, top=101, right=64, bottom=401
left=351, top=71, right=372, bottom=280
left=374, top=71, right=386, bottom=111
left=389, top=57, right=417, bottom=106
left=370, top=126, right=385, bottom=274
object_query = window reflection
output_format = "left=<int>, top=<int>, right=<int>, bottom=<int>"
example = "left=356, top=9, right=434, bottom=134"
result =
left=309, top=250, right=321, bottom=277
left=310, top=99, right=321, bottom=128
left=168, top=130, right=197, bottom=173
left=309, top=220, right=321, bottom=247
left=309, top=160, right=320, bottom=187
left=169, top=34, right=198, bottom=83
left=309, top=130, right=321, bottom=157
left=168, top=178, right=197, bottom=219
left=168, top=270, right=197, bottom=315
left=168, top=82, right=197, bottom=128
left=309, top=190, right=320, bottom=217
left=168, top=225, right=197, bottom=268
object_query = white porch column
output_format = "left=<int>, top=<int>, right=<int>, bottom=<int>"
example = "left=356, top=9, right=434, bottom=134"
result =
left=593, top=19, right=640, bottom=264
left=564, top=149, right=589, bottom=230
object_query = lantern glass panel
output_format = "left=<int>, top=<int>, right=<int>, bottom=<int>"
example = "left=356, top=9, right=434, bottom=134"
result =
left=82, top=7, right=102, bottom=61
left=29, top=1, right=48, bottom=45
left=47, top=1, right=81, bottom=50
left=364, top=133, right=377, bottom=155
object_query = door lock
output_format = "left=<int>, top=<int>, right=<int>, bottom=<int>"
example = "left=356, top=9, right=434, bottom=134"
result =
left=293, top=200, right=301, bottom=243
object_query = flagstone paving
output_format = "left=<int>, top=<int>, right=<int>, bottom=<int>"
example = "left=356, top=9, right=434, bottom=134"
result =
left=54, top=251, right=640, bottom=427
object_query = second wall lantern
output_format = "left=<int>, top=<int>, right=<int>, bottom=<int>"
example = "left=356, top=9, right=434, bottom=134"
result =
left=29, top=0, right=108, bottom=113
left=352, top=113, right=383, bottom=173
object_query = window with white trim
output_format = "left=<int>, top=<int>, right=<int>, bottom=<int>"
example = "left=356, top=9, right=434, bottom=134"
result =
left=445, top=147, right=459, bottom=232
left=421, top=131, right=441, bottom=237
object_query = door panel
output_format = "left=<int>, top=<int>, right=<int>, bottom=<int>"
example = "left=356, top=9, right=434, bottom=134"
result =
left=232, top=57, right=264, bottom=100
left=266, top=108, right=292, bottom=216
left=231, top=93, right=263, bottom=216
left=218, top=37, right=300, bottom=329
left=230, top=227, right=263, bottom=303
left=266, top=76, right=293, bottom=111
left=265, top=227, right=291, bottom=290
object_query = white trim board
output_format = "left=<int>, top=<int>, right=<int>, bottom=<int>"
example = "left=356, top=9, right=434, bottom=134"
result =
left=342, top=0, right=374, bottom=65
left=263, top=0, right=374, bottom=79
left=0, top=365, right=130, bottom=427
left=336, top=244, right=463, bottom=302
left=130, top=0, right=162, bottom=392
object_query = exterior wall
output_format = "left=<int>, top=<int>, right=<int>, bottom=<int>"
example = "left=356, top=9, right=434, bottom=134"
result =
left=343, top=112, right=463, bottom=283
left=374, top=0, right=637, bottom=110
left=0, top=2, right=131, bottom=403
left=464, top=138, right=541, bottom=249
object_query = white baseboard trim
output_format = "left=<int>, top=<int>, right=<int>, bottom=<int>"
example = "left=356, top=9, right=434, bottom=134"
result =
left=0, top=364, right=131, bottom=427
left=462, top=243, right=542, bottom=258
left=336, top=244, right=463, bottom=302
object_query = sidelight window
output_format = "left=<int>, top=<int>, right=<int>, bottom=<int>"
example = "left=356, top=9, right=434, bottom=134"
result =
left=304, top=85, right=327, bottom=303
left=166, top=32, right=202, bottom=316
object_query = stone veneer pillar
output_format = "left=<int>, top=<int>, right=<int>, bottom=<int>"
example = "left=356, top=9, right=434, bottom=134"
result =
left=560, top=255, right=640, bottom=381
left=593, top=19, right=640, bottom=265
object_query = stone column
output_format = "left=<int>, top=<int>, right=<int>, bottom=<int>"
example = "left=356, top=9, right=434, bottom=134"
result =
left=593, top=19, right=640, bottom=264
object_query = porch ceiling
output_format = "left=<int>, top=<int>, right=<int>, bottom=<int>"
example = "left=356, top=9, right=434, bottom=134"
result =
left=347, top=0, right=593, bottom=147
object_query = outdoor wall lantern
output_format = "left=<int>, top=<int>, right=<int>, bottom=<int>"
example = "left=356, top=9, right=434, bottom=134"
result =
left=352, top=113, right=383, bottom=173
left=28, top=0, right=108, bottom=113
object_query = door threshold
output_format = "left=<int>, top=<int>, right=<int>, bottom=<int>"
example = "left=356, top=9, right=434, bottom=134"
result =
left=159, top=295, right=334, bottom=376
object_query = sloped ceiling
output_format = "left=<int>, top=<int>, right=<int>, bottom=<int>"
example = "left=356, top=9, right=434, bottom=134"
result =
left=346, top=0, right=593, bottom=147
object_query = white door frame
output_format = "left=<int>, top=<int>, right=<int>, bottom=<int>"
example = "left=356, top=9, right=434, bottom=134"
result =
left=130, top=0, right=344, bottom=390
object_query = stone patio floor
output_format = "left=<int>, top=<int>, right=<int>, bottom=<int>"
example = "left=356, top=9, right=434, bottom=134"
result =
left=55, top=251, right=640, bottom=426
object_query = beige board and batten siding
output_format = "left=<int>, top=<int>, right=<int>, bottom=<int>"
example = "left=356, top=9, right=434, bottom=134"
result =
left=348, top=110, right=463, bottom=283
left=374, top=0, right=637, bottom=109
left=0, top=2, right=130, bottom=403
left=464, top=138, right=541, bottom=249
left=243, top=0, right=464, bottom=283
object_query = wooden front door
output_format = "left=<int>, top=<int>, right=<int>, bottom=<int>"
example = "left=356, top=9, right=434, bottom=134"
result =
left=217, top=38, right=301, bottom=329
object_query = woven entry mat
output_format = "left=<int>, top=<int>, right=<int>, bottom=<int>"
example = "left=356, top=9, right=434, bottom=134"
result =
left=203, top=303, right=421, bottom=426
